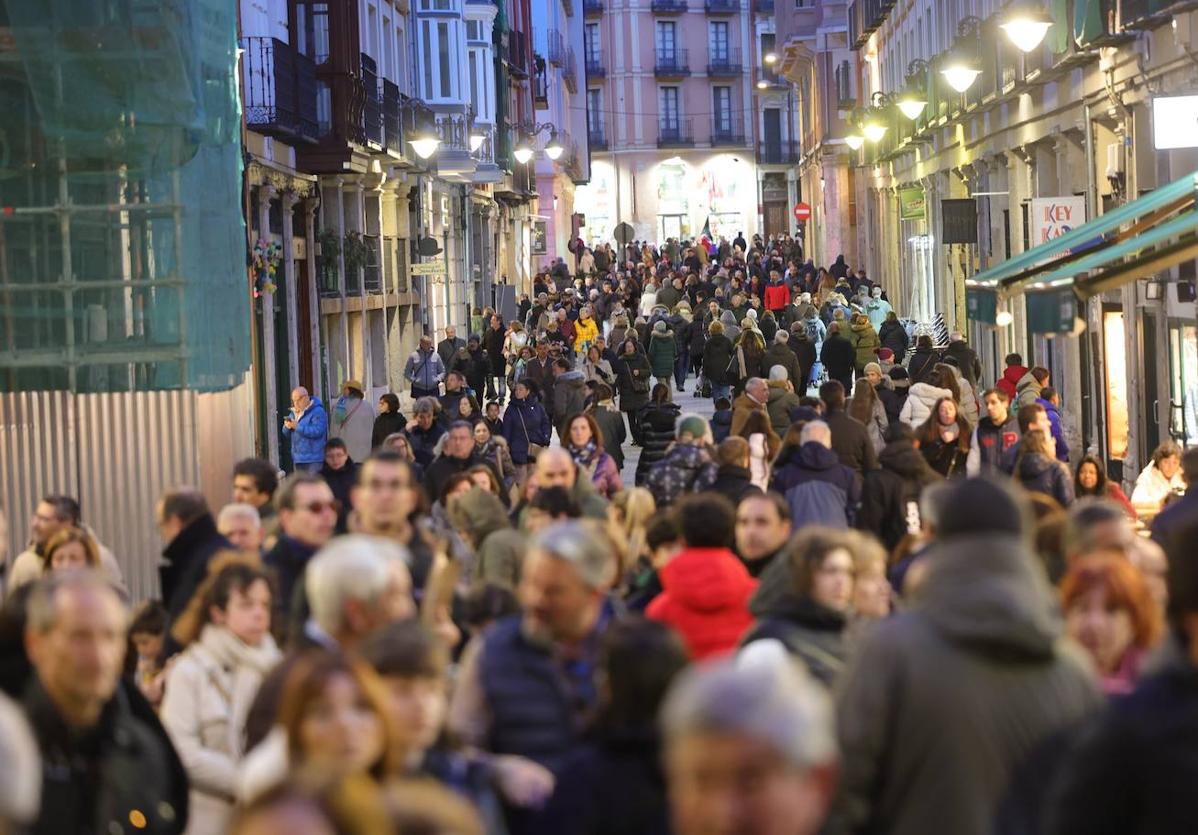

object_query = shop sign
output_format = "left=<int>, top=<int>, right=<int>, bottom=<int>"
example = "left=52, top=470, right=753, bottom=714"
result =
left=898, top=186, right=926, bottom=220
left=941, top=198, right=978, bottom=244
left=531, top=221, right=547, bottom=255
left=1152, top=96, right=1198, bottom=150
left=966, top=286, right=997, bottom=324
left=1025, top=287, right=1077, bottom=335
left=1030, top=196, right=1086, bottom=246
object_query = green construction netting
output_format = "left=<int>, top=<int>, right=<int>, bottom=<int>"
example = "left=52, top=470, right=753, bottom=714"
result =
left=0, top=0, right=249, bottom=393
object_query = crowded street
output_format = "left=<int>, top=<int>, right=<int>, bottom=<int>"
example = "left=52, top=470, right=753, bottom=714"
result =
left=4, top=0, right=1198, bottom=833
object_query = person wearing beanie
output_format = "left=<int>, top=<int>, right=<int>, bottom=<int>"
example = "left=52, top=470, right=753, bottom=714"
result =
left=831, top=477, right=1101, bottom=835
left=648, top=318, right=678, bottom=390
left=643, top=411, right=719, bottom=507
left=762, top=330, right=802, bottom=392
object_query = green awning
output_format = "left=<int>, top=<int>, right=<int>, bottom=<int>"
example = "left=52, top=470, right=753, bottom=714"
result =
left=971, top=169, right=1198, bottom=291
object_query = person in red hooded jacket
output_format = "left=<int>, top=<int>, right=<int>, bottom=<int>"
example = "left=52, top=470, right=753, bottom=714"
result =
left=995, top=352, right=1029, bottom=402
left=647, top=492, right=757, bottom=659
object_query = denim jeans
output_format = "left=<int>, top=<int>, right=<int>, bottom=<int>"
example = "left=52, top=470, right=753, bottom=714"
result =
left=294, top=460, right=323, bottom=474
left=673, top=349, right=690, bottom=389
left=711, top=383, right=731, bottom=402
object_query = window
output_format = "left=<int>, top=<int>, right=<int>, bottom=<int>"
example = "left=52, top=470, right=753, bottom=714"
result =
left=419, top=0, right=454, bottom=9
left=656, top=21, right=676, bottom=57
left=587, top=88, right=603, bottom=135
left=585, top=23, right=600, bottom=63
left=659, top=86, right=680, bottom=129
left=419, top=18, right=461, bottom=101
left=469, top=50, right=479, bottom=112
left=713, top=86, right=731, bottom=131
left=367, top=4, right=379, bottom=57
left=467, top=20, right=481, bottom=40
left=422, top=21, right=434, bottom=98
left=296, top=2, right=331, bottom=63
left=438, top=22, right=451, bottom=97
left=760, top=32, right=775, bottom=64
left=709, top=22, right=729, bottom=61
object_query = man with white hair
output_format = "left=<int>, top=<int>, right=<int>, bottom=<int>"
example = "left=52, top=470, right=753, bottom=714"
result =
left=662, top=655, right=838, bottom=835
left=731, top=377, right=769, bottom=436
left=216, top=502, right=264, bottom=553
left=770, top=420, right=860, bottom=529
left=243, top=535, right=415, bottom=751
left=448, top=521, right=620, bottom=827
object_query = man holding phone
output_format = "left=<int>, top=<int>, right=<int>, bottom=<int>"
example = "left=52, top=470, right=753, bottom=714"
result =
left=283, top=386, right=328, bottom=473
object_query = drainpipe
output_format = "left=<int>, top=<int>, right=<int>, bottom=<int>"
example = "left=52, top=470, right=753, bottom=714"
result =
left=1083, top=102, right=1101, bottom=456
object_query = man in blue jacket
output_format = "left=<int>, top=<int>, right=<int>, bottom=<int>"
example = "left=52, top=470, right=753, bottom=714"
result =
left=283, top=386, right=328, bottom=472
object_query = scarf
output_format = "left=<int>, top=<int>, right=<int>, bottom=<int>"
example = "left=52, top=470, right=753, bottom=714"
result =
left=333, top=394, right=361, bottom=426
left=570, top=438, right=600, bottom=470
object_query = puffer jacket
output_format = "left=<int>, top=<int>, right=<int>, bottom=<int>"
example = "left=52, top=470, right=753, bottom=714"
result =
left=703, top=333, right=735, bottom=385
left=1014, top=370, right=1043, bottom=410
left=646, top=546, right=757, bottom=660
left=643, top=442, right=719, bottom=507
left=282, top=397, right=328, bottom=464
left=647, top=329, right=677, bottom=378
left=770, top=442, right=861, bottom=527
left=996, top=364, right=1028, bottom=401
left=945, top=365, right=979, bottom=427
left=848, top=319, right=881, bottom=370
left=857, top=439, right=941, bottom=552
left=878, top=319, right=909, bottom=363
left=573, top=315, right=599, bottom=352
left=1015, top=452, right=1075, bottom=507
left=552, top=370, right=589, bottom=436
left=766, top=382, right=802, bottom=437
left=634, top=402, right=682, bottom=484
left=899, top=382, right=953, bottom=428
left=831, top=534, right=1101, bottom=835
left=710, top=407, right=734, bottom=443
left=501, top=394, right=552, bottom=465
left=906, top=346, right=941, bottom=384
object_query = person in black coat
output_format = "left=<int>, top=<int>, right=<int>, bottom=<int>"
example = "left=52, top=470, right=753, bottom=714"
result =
left=708, top=436, right=763, bottom=507
left=319, top=439, right=358, bottom=534
left=789, top=326, right=818, bottom=394
left=856, top=424, right=941, bottom=552
left=688, top=310, right=708, bottom=379
left=157, top=491, right=232, bottom=626
left=702, top=322, right=736, bottom=399
left=484, top=316, right=509, bottom=400
left=878, top=313, right=909, bottom=364
left=538, top=618, right=689, bottom=835
left=820, top=322, right=855, bottom=394
left=878, top=367, right=910, bottom=427
left=906, top=335, right=941, bottom=384
left=943, top=333, right=982, bottom=390
left=634, top=386, right=681, bottom=485
left=617, top=341, right=653, bottom=445
left=371, top=393, right=407, bottom=451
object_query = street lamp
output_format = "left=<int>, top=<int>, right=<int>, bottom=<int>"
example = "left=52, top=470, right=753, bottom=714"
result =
left=941, top=17, right=983, bottom=93
left=896, top=59, right=929, bottom=120
left=514, top=122, right=564, bottom=164
left=1000, top=5, right=1053, bottom=52
left=862, top=117, right=887, bottom=143
left=764, top=51, right=777, bottom=64
left=845, top=132, right=865, bottom=150
left=544, top=129, right=565, bottom=160
left=513, top=139, right=534, bottom=164
left=410, top=125, right=441, bottom=160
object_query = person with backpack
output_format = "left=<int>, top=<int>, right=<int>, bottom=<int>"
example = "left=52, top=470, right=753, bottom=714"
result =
left=770, top=420, right=861, bottom=529
left=906, top=334, right=940, bottom=384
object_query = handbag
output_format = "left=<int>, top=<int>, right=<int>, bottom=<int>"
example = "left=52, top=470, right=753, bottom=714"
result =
left=517, top=409, right=546, bottom=460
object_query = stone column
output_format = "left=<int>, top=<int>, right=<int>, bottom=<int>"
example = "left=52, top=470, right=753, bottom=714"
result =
left=257, top=184, right=280, bottom=466
left=282, top=189, right=301, bottom=391
left=303, top=197, right=323, bottom=401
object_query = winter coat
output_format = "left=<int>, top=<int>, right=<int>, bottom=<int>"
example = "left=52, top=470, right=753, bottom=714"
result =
left=501, top=395, right=552, bottom=465
left=553, top=370, right=589, bottom=436
left=617, top=352, right=653, bottom=413
left=966, top=414, right=1020, bottom=476
left=741, top=598, right=848, bottom=688
left=825, top=408, right=879, bottom=476
left=878, top=380, right=908, bottom=426
left=484, top=327, right=507, bottom=376
left=1015, top=370, right=1044, bottom=410
left=918, top=432, right=969, bottom=480
left=730, top=392, right=768, bottom=437
left=943, top=365, right=979, bottom=427
left=789, top=334, right=817, bottom=391
left=770, top=442, right=861, bottom=528
left=943, top=340, right=982, bottom=389
left=831, top=534, right=1101, bottom=835
left=371, top=409, right=407, bottom=451
left=762, top=344, right=802, bottom=389
left=763, top=281, right=790, bottom=312
left=766, top=382, right=802, bottom=438
left=329, top=395, right=375, bottom=462
left=1036, top=398, right=1070, bottom=462
left=899, top=382, right=953, bottom=428
left=710, top=407, right=734, bottom=443
left=283, top=396, right=328, bottom=465
left=454, top=347, right=492, bottom=396
left=634, top=402, right=682, bottom=483
left=820, top=332, right=856, bottom=385
left=878, top=319, right=909, bottom=363
left=26, top=680, right=189, bottom=835
left=707, top=464, right=761, bottom=507
left=574, top=315, right=600, bottom=352
left=646, top=547, right=757, bottom=660
left=571, top=447, right=622, bottom=499
left=848, top=319, right=881, bottom=370
left=1015, top=452, right=1075, bottom=507
left=1130, top=460, right=1187, bottom=512
left=591, top=406, right=627, bottom=471
left=802, top=313, right=827, bottom=351
left=644, top=443, right=719, bottom=507
left=702, top=333, right=735, bottom=385
left=688, top=317, right=707, bottom=356
left=264, top=534, right=319, bottom=616
left=906, top=346, right=941, bottom=384
left=584, top=357, right=615, bottom=389
left=1043, top=656, right=1198, bottom=835
left=411, top=347, right=448, bottom=391
left=997, top=364, right=1029, bottom=402
left=865, top=298, right=893, bottom=332
left=160, top=515, right=233, bottom=626
left=857, top=440, right=940, bottom=552
left=161, top=626, right=282, bottom=835
left=719, top=310, right=740, bottom=344
left=647, top=330, right=677, bottom=379
left=407, top=421, right=446, bottom=470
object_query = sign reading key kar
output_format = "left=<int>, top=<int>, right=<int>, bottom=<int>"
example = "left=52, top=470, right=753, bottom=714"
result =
left=1031, top=196, right=1086, bottom=245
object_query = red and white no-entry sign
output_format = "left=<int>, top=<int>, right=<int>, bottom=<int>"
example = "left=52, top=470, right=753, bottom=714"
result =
left=793, top=202, right=812, bottom=222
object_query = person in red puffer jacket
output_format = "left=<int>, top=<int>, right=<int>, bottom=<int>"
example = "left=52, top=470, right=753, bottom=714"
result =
left=763, top=269, right=791, bottom=314
left=995, top=352, right=1028, bottom=402
left=647, top=492, right=757, bottom=659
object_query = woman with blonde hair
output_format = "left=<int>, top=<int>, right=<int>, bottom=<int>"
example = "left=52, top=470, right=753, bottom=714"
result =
left=607, top=487, right=657, bottom=582
left=41, top=526, right=100, bottom=574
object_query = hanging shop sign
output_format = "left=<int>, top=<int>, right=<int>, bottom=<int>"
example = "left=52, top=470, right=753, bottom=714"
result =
left=531, top=221, right=548, bottom=255
left=941, top=198, right=978, bottom=244
left=1030, top=196, right=1087, bottom=246
left=1152, top=95, right=1198, bottom=150
left=1025, top=287, right=1077, bottom=335
left=898, top=186, right=926, bottom=221
left=966, top=286, right=997, bottom=325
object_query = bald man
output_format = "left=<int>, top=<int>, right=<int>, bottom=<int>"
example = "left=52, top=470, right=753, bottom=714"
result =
left=530, top=449, right=609, bottom=521
left=283, top=387, right=328, bottom=473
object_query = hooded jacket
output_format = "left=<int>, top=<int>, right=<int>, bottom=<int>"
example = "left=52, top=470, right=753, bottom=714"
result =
left=771, top=442, right=861, bottom=528
left=966, top=413, right=1020, bottom=476
left=634, top=402, right=682, bottom=484
left=762, top=344, right=802, bottom=390
left=1015, top=452, right=1075, bottom=507
left=789, top=332, right=818, bottom=391
left=763, top=279, right=790, bottom=312
left=552, top=370, right=589, bottom=436
left=1015, top=370, right=1043, bottom=410
left=997, top=364, right=1029, bottom=401
left=820, top=331, right=856, bottom=383
left=646, top=547, right=757, bottom=660
left=452, top=488, right=527, bottom=589
left=1036, top=397, right=1070, bottom=462
left=702, top=332, right=735, bottom=386
left=831, top=534, right=1101, bottom=835
left=943, top=340, right=982, bottom=389
left=857, top=440, right=940, bottom=552
left=848, top=319, right=881, bottom=370
left=899, top=382, right=953, bottom=428
left=766, top=382, right=802, bottom=437
left=944, top=364, right=979, bottom=427
left=741, top=598, right=849, bottom=688
left=644, top=443, right=719, bottom=508
left=573, top=315, right=599, bottom=352
left=647, top=328, right=677, bottom=378
left=878, top=318, right=909, bottom=363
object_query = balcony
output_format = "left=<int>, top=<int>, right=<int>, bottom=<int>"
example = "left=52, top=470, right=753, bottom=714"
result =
left=589, top=125, right=608, bottom=150
left=508, top=34, right=530, bottom=77
left=756, top=139, right=800, bottom=164
left=658, top=119, right=694, bottom=147
left=753, top=0, right=773, bottom=13
left=651, top=0, right=688, bottom=13
left=586, top=49, right=606, bottom=77
left=564, top=47, right=579, bottom=91
left=360, top=53, right=383, bottom=148
left=1121, top=0, right=1175, bottom=29
left=710, top=121, right=746, bottom=146
left=534, top=56, right=549, bottom=105
left=584, top=0, right=604, bottom=13
left=382, top=81, right=404, bottom=155
left=548, top=29, right=565, bottom=66
left=848, top=0, right=896, bottom=49
left=655, top=49, right=690, bottom=77
left=706, top=48, right=742, bottom=75
left=241, top=36, right=319, bottom=143
left=705, top=0, right=740, bottom=13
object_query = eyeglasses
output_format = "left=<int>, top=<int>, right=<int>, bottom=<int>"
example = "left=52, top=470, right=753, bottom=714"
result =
left=367, top=478, right=408, bottom=492
left=301, top=500, right=340, bottom=515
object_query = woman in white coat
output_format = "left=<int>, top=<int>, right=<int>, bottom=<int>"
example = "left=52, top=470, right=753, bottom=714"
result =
left=900, top=370, right=954, bottom=429
left=161, top=561, right=282, bottom=835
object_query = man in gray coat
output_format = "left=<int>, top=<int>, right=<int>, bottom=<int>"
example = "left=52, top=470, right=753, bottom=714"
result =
left=830, top=477, right=1101, bottom=835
